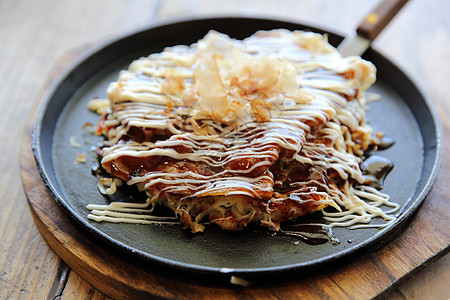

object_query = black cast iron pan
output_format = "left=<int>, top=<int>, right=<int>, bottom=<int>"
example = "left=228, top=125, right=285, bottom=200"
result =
left=32, top=17, right=441, bottom=279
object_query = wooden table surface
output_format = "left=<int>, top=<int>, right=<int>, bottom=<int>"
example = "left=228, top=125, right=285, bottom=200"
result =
left=1, top=0, right=449, bottom=299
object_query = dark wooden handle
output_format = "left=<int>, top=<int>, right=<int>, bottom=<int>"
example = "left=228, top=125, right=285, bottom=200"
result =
left=356, top=0, right=409, bottom=41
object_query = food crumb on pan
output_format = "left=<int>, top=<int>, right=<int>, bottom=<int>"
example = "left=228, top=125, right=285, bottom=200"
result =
left=230, top=275, right=252, bottom=287
left=69, top=136, right=81, bottom=148
left=73, top=153, right=86, bottom=165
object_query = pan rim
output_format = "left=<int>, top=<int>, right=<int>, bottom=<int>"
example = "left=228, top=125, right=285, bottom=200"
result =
left=31, top=16, right=442, bottom=277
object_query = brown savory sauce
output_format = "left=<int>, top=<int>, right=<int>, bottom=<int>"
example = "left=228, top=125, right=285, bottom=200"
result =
left=362, top=136, right=395, bottom=190
left=377, top=135, right=395, bottom=151
left=277, top=223, right=340, bottom=245
left=362, top=155, right=394, bottom=190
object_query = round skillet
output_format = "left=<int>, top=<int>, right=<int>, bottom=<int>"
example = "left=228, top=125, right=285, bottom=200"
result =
left=32, top=17, right=441, bottom=278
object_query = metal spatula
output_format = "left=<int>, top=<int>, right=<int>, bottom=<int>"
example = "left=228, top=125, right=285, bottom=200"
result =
left=338, top=0, right=409, bottom=57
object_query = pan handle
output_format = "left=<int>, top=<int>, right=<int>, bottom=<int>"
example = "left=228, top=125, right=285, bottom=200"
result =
left=356, top=0, right=409, bottom=41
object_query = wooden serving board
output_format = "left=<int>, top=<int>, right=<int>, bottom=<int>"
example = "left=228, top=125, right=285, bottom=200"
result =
left=20, top=50, right=450, bottom=300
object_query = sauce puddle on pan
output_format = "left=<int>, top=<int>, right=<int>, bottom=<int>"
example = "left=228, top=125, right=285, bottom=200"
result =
left=88, top=136, right=395, bottom=246
left=274, top=136, right=395, bottom=246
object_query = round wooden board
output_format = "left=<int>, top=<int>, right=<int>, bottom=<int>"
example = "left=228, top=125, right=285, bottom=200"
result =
left=20, top=53, right=450, bottom=300
left=21, top=116, right=450, bottom=300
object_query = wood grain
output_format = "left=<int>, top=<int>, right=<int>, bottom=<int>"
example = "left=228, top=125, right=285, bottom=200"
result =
left=61, top=272, right=114, bottom=300
left=20, top=118, right=450, bottom=299
left=2, top=0, right=449, bottom=298
left=0, top=0, right=159, bottom=298
left=21, top=14, right=450, bottom=300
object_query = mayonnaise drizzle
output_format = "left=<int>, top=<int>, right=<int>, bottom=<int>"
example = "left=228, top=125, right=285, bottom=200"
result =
left=88, top=29, right=399, bottom=230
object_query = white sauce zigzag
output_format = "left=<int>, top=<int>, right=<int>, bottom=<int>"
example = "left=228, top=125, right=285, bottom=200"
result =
left=87, top=29, right=399, bottom=231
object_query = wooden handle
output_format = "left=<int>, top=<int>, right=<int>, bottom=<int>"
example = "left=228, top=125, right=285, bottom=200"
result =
left=356, top=0, right=409, bottom=41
